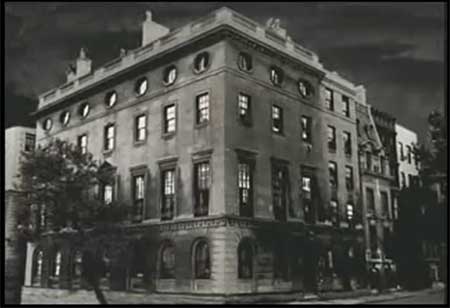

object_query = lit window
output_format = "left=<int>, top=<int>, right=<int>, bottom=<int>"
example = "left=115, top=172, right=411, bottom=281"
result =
left=104, top=124, right=115, bottom=151
left=270, top=66, right=284, bottom=86
left=24, top=133, right=36, bottom=152
left=327, top=125, right=336, bottom=151
left=345, top=166, right=354, bottom=190
left=301, top=116, right=312, bottom=143
left=194, top=52, right=210, bottom=73
left=103, top=184, right=113, bottom=205
left=238, top=93, right=251, bottom=125
left=342, top=95, right=350, bottom=117
left=346, top=203, right=354, bottom=221
left=272, top=105, right=283, bottom=134
left=325, top=88, right=334, bottom=111
left=301, top=174, right=314, bottom=223
left=32, top=249, right=43, bottom=286
left=60, top=111, right=71, bottom=126
left=135, top=114, right=147, bottom=142
left=330, top=200, right=338, bottom=225
left=160, top=242, right=175, bottom=278
left=135, top=77, right=148, bottom=96
left=163, top=65, right=177, bottom=85
left=329, top=161, right=337, bottom=188
left=298, top=79, right=314, bottom=99
left=77, top=134, right=88, bottom=154
left=238, top=162, right=252, bottom=217
left=238, top=240, right=253, bottom=279
left=343, top=131, right=352, bottom=155
left=53, top=251, right=62, bottom=277
left=72, top=250, right=83, bottom=288
left=196, top=93, right=210, bottom=125
left=133, top=175, right=145, bottom=221
left=238, top=52, right=252, bottom=71
left=194, top=240, right=210, bottom=279
left=194, top=162, right=210, bottom=216
left=43, top=118, right=53, bottom=131
left=162, top=169, right=175, bottom=220
left=164, top=105, right=176, bottom=133
left=105, top=91, right=118, bottom=108
left=79, top=102, right=90, bottom=118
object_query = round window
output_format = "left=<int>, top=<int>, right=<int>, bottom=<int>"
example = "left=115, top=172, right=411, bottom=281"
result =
left=270, top=66, right=283, bottom=86
left=105, top=91, right=117, bottom=108
left=298, top=80, right=314, bottom=98
left=194, top=52, right=210, bottom=73
left=163, top=66, right=177, bottom=85
left=43, top=118, right=53, bottom=131
left=79, top=102, right=90, bottom=118
left=60, top=111, right=71, bottom=126
left=238, top=52, right=252, bottom=71
left=135, top=77, right=148, bottom=96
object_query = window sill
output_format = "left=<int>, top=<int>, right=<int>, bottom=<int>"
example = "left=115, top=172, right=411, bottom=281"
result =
left=195, top=122, right=209, bottom=129
left=133, top=140, right=146, bottom=147
left=272, top=131, right=285, bottom=137
left=162, top=132, right=176, bottom=140
left=102, top=149, right=114, bottom=157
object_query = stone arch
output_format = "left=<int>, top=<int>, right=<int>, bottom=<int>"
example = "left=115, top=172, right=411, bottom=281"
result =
left=191, top=237, right=210, bottom=279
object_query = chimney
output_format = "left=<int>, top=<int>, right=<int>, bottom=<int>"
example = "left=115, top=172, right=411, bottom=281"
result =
left=142, top=10, right=169, bottom=47
left=66, top=48, right=92, bottom=83
left=355, top=85, right=367, bottom=105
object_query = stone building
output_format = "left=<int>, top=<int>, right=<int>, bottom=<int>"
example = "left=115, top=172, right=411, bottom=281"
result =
left=23, top=7, right=368, bottom=299
left=395, top=124, right=420, bottom=188
left=355, top=102, right=397, bottom=289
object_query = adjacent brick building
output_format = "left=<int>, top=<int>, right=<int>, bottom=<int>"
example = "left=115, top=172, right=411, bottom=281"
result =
left=24, top=7, right=373, bottom=299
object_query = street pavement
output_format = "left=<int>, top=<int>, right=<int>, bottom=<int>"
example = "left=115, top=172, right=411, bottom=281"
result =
left=365, top=289, right=445, bottom=305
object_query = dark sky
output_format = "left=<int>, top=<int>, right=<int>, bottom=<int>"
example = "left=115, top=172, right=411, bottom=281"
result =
left=4, top=2, right=446, bottom=140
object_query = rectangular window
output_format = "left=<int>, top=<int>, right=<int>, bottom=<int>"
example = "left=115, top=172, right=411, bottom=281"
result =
left=366, top=152, right=372, bottom=170
left=135, top=114, right=146, bottom=142
left=194, top=162, right=210, bottom=216
left=401, top=172, right=406, bottom=187
left=272, top=164, right=289, bottom=221
left=132, top=175, right=145, bottom=222
left=366, top=188, right=375, bottom=214
left=406, top=145, right=412, bottom=164
left=398, top=142, right=404, bottom=161
left=330, top=200, right=338, bottom=226
left=196, top=93, right=210, bottom=125
left=301, top=175, right=313, bottom=223
left=301, top=116, right=312, bottom=143
left=381, top=191, right=389, bottom=217
left=103, top=184, right=113, bottom=205
left=343, top=131, right=352, bottom=156
left=238, top=162, right=253, bottom=217
left=369, top=225, right=378, bottom=258
left=104, top=124, right=115, bottom=151
left=392, top=194, right=398, bottom=220
left=24, top=133, right=36, bottom=152
left=325, top=88, right=334, bottom=111
left=77, top=134, right=88, bottom=154
left=162, top=169, right=175, bottom=220
left=346, top=203, right=354, bottom=222
left=272, top=105, right=283, bottom=134
left=328, top=161, right=338, bottom=188
left=327, top=125, right=336, bottom=151
left=238, top=93, right=251, bottom=125
left=164, top=105, right=176, bottom=133
left=342, top=95, right=350, bottom=117
left=345, top=166, right=354, bottom=190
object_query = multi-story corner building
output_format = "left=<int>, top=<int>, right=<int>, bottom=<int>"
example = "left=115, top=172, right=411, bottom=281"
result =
left=5, top=126, right=36, bottom=303
left=395, top=124, right=419, bottom=188
left=355, top=102, right=397, bottom=289
left=24, top=8, right=367, bottom=299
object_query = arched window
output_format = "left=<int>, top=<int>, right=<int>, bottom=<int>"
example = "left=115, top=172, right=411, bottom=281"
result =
left=238, top=52, right=252, bottom=72
left=238, top=239, right=253, bottom=279
left=163, top=65, right=177, bottom=85
left=159, top=241, right=175, bottom=279
left=32, top=248, right=43, bottom=286
left=53, top=250, right=62, bottom=277
left=71, top=250, right=83, bottom=288
left=194, top=52, right=210, bottom=73
left=193, top=240, right=210, bottom=279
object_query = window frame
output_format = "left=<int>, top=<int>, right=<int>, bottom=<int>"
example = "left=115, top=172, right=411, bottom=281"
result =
left=163, top=104, right=177, bottom=135
left=193, top=51, right=210, bottom=74
left=103, top=123, right=115, bottom=152
left=238, top=93, right=252, bottom=126
left=195, top=92, right=210, bottom=126
left=301, top=115, right=312, bottom=143
left=104, top=90, right=118, bottom=108
left=161, top=168, right=176, bottom=221
left=77, top=134, right=88, bottom=154
left=343, top=131, right=352, bottom=156
left=237, top=239, right=254, bottom=279
left=193, top=160, right=211, bottom=217
left=345, top=165, right=354, bottom=190
left=342, top=95, right=350, bottom=117
left=327, top=125, right=337, bottom=151
left=269, top=66, right=284, bottom=86
left=24, top=133, right=36, bottom=152
left=59, top=110, right=71, bottom=127
left=134, top=114, right=147, bottom=143
left=130, top=165, right=148, bottom=221
left=78, top=102, right=90, bottom=118
left=163, top=65, right=178, bottom=86
left=325, top=88, right=334, bottom=111
left=159, top=241, right=176, bottom=279
left=42, top=118, right=53, bottom=131
left=135, top=77, right=148, bottom=97
left=328, top=161, right=338, bottom=189
left=272, top=104, right=283, bottom=134
left=272, top=160, right=290, bottom=222
left=238, top=52, right=253, bottom=72
left=193, top=239, right=211, bottom=279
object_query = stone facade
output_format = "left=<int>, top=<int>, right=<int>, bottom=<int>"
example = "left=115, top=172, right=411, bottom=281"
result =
left=395, top=124, right=419, bottom=188
left=25, top=7, right=370, bottom=300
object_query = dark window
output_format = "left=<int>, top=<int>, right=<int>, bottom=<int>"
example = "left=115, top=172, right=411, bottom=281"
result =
left=77, top=134, right=88, bottom=154
left=163, top=65, right=177, bottom=85
left=380, top=156, right=386, bottom=175
left=330, top=200, right=339, bottom=226
left=270, top=66, right=284, bottom=86
left=238, top=52, right=252, bottom=71
left=272, top=164, right=289, bottom=221
left=60, top=111, right=71, bottom=126
left=238, top=161, right=253, bottom=217
left=345, top=166, right=354, bottom=190
left=392, top=194, right=398, bottom=220
left=24, top=133, right=36, bottom=152
left=196, top=93, right=210, bottom=125
left=369, top=225, right=378, bottom=258
left=301, top=116, right=312, bottom=143
left=135, top=114, right=147, bottom=142
left=194, top=240, right=210, bottom=279
left=99, top=249, right=112, bottom=290
left=43, top=118, right=53, bottom=131
left=238, top=240, right=253, bottom=279
left=384, top=227, right=392, bottom=258
left=104, top=124, right=115, bottom=151
left=71, top=250, right=82, bottom=288
left=194, top=162, right=210, bottom=217
left=79, top=102, right=90, bottom=118
left=328, top=161, right=338, bottom=188
left=32, top=248, right=43, bottom=286
left=128, top=243, right=146, bottom=290
left=132, top=175, right=145, bottom=222
left=325, top=88, right=334, bottom=111
left=194, top=52, right=210, bottom=73
left=342, top=95, right=350, bottom=117
left=366, top=188, right=375, bottom=214
left=366, top=152, right=372, bottom=170
left=327, top=125, right=336, bottom=151
left=272, top=105, right=283, bottom=134
left=343, top=131, right=352, bottom=155
left=105, top=91, right=118, bottom=108
left=164, top=105, right=176, bottom=133
left=398, top=142, right=404, bottom=161
left=298, top=79, right=314, bottom=99
left=160, top=242, right=175, bottom=278
left=401, top=172, right=406, bottom=188
left=135, top=77, right=148, bottom=96
left=161, top=169, right=175, bottom=221
left=406, top=145, right=412, bottom=164
left=238, top=93, right=251, bottom=125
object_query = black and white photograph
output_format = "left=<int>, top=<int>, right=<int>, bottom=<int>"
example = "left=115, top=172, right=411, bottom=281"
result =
left=4, top=2, right=447, bottom=305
